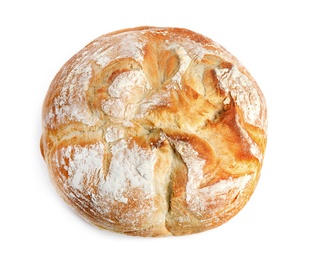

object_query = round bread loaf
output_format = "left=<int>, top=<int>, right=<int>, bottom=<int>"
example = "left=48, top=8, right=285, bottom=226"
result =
left=40, top=26, right=267, bottom=236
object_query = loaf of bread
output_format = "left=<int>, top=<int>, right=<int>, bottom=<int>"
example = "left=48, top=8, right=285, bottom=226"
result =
left=40, top=26, right=267, bottom=236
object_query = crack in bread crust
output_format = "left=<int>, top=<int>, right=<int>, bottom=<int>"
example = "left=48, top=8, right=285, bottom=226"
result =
left=41, top=27, right=267, bottom=237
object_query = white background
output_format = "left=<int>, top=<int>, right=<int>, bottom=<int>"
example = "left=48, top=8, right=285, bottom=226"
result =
left=1, top=0, right=310, bottom=259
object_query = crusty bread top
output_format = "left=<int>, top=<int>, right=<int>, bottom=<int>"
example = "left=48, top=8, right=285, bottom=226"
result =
left=41, top=27, right=267, bottom=236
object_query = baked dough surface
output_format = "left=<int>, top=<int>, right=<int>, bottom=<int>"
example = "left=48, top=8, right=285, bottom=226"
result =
left=40, top=27, right=267, bottom=236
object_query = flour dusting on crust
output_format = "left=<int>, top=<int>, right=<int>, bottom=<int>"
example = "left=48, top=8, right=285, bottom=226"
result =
left=45, top=63, right=98, bottom=128
left=102, top=70, right=150, bottom=119
left=215, top=65, right=265, bottom=129
left=93, top=32, right=145, bottom=68
left=100, top=139, right=156, bottom=203
left=55, top=142, right=105, bottom=191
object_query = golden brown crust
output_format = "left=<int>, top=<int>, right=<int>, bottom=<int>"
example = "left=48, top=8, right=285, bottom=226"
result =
left=41, top=27, right=267, bottom=236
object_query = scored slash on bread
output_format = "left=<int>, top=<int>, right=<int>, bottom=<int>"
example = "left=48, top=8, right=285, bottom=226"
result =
left=40, top=26, right=267, bottom=236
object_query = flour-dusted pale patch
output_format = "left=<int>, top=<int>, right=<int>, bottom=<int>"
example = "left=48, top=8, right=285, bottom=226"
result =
left=102, top=70, right=150, bottom=119
left=93, top=31, right=145, bottom=68
left=105, top=126, right=124, bottom=143
left=45, top=57, right=98, bottom=129
left=41, top=27, right=267, bottom=237
left=99, top=139, right=156, bottom=203
left=54, top=142, right=105, bottom=192
left=214, top=65, right=266, bottom=130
